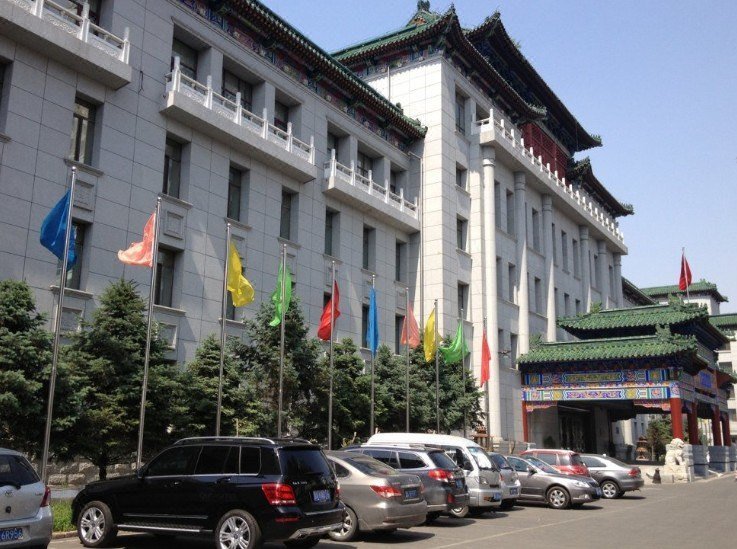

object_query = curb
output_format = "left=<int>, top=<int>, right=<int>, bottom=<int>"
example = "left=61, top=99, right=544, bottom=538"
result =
left=52, top=531, right=77, bottom=540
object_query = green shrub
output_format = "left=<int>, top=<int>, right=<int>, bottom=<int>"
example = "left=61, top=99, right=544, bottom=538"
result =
left=51, top=499, right=73, bottom=532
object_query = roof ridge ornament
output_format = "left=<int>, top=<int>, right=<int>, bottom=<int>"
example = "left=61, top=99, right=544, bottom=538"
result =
left=418, top=0, right=431, bottom=11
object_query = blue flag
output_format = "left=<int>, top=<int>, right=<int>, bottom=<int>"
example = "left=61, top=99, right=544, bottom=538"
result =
left=40, top=190, right=76, bottom=270
left=366, top=286, right=379, bottom=355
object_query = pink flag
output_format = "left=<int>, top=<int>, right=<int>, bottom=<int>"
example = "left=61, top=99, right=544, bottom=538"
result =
left=118, top=212, right=156, bottom=267
left=400, top=303, right=421, bottom=347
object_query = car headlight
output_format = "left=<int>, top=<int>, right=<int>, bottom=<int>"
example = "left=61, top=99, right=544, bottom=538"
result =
left=511, top=473, right=519, bottom=482
left=480, top=477, right=489, bottom=485
left=573, top=481, right=589, bottom=488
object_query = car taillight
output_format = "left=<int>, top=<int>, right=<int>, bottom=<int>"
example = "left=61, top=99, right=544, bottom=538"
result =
left=628, top=468, right=640, bottom=478
left=370, top=485, right=402, bottom=499
left=420, top=481, right=425, bottom=493
left=428, top=469, right=452, bottom=482
left=261, top=483, right=297, bottom=506
left=335, top=483, right=340, bottom=499
left=40, top=486, right=51, bottom=508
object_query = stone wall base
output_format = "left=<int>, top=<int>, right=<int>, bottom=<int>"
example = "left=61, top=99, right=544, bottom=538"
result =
left=33, top=459, right=136, bottom=487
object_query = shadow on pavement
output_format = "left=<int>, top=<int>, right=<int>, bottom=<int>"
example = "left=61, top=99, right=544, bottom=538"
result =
left=471, top=511, right=509, bottom=519
left=81, top=534, right=357, bottom=549
left=362, top=531, right=435, bottom=544
left=619, top=495, right=647, bottom=500
left=427, top=517, right=475, bottom=528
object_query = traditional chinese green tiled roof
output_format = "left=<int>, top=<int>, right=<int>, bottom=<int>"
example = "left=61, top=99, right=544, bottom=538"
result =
left=227, top=0, right=426, bottom=139
left=710, top=314, right=737, bottom=330
left=622, top=278, right=656, bottom=306
left=568, top=158, right=633, bottom=218
left=518, top=333, right=698, bottom=366
left=640, top=280, right=729, bottom=303
left=558, top=303, right=708, bottom=334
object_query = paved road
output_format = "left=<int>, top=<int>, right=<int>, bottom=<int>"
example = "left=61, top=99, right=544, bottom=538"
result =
left=51, top=475, right=737, bottom=549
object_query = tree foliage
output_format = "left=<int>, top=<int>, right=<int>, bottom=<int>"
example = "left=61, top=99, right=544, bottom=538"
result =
left=646, top=417, right=673, bottom=461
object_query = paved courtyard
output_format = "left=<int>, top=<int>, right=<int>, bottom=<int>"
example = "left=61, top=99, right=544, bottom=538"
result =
left=51, top=475, right=737, bottom=549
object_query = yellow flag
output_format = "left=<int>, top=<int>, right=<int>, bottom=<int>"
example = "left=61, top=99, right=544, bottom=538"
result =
left=227, top=241, right=254, bottom=307
left=424, top=308, right=438, bottom=362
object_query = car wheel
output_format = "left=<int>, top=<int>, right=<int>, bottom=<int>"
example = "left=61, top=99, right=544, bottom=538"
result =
left=77, top=500, right=117, bottom=548
left=600, top=480, right=621, bottom=499
left=546, top=487, right=570, bottom=509
left=284, top=536, right=321, bottom=548
left=328, top=506, right=359, bottom=542
left=499, top=499, right=516, bottom=511
left=448, top=505, right=469, bottom=518
left=424, top=511, right=442, bottom=524
left=216, top=509, right=262, bottom=549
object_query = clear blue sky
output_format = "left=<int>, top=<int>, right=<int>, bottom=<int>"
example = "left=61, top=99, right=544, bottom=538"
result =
left=263, top=0, right=737, bottom=313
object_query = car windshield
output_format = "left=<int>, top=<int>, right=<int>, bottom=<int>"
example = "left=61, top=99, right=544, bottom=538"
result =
left=467, top=446, right=497, bottom=470
left=345, top=456, right=396, bottom=476
left=0, top=454, right=40, bottom=487
left=526, top=457, right=559, bottom=474
left=489, top=453, right=512, bottom=470
left=428, top=451, right=458, bottom=469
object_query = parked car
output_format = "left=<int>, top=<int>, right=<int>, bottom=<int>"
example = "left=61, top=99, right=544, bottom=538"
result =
left=506, top=455, right=601, bottom=509
left=365, top=433, right=502, bottom=517
left=519, top=449, right=590, bottom=477
left=0, top=448, right=52, bottom=549
left=325, top=451, right=426, bottom=541
left=580, top=454, right=644, bottom=499
left=345, top=445, right=469, bottom=522
left=488, top=452, right=521, bottom=510
left=72, top=437, right=344, bottom=549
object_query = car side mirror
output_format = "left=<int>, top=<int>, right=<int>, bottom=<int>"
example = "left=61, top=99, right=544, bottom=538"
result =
left=527, top=468, right=536, bottom=475
left=136, top=467, right=146, bottom=480
left=462, top=459, right=473, bottom=472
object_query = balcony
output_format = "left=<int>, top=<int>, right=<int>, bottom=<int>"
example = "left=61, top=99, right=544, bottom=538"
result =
left=323, top=154, right=420, bottom=233
left=472, top=111, right=626, bottom=251
left=0, top=0, right=131, bottom=89
left=161, top=59, right=317, bottom=184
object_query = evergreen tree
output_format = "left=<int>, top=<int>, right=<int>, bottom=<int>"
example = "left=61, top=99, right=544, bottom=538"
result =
left=62, top=280, right=183, bottom=479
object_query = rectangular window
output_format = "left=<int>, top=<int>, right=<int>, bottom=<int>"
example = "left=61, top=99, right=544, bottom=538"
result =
left=362, top=304, right=369, bottom=348
left=0, top=64, right=6, bottom=114
left=395, top=240, right=406, bottom=282
left=64, top=222, right=86, bottom=290
left=506, top=190, right=515, bottom=235
left=510, top=333, right=518, bottom=369
left=609, top=265, right=615, bottom=298
left=327, top=132, right=339, bottom=160
left=561, top=231, right=569, bottom=272
left=564, top=293, right=571, bottom=316
left=324, top=209, right=337, bottom=256
left=531, top=208, right=541, bottom=251
left=593, top=253, right=600, bottom=288
left=494, top=181, right=502, bottom=229
left=507, top=263, right=516, bottom=302
left=533, top=277, right=542, bottom=313
left=575, top=298, right=582, bottom=315
left=455, top=92, right=466, bottom=134
left=274, top=100, right=289, bottom=132
left=362, top=225, right=375, bottom=271
left=457, top=283, right=469, bottom=319
left=171, top=38, right=198, bottom=79
left=572, top=239, right=580, bottom=277
left=66, top=0, right=101, bottom=24
left=356, top=151, right=372, bottom=179
left=227, top=167, right=243, bottom=221
left=280, top=190, right=296, bottom=240
left=395, top=315, right=403, bottom=354
left=222, top=70, right=253, bottom=111
left=163, top=138, right=182, bottom=198
left=554, top=287, right=559, bottom=318
left=552, top=223, right=558, bottom=265
left=496, top=256, right=503, bottom=298
left=156, top=249, right=176, bottom=307
left=497, top=329, right=504, bottom=361
left=456, top=166, right=467, bottom=190
left=389, top=170, right=398, bottom=195
left=456, top=217, right=468, bottom=251
left=69, top=98, right=96, bottom=165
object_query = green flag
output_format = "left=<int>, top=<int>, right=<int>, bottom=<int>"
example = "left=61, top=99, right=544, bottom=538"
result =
left=440, top=323, right=469, bottom=364
left=269, top=262, right=292, bottom=326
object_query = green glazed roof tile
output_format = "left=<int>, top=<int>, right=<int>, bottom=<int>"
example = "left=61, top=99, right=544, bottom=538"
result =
left=557, top=303, right=707, bottom=333
left=640, top=280, right=728, bottom=303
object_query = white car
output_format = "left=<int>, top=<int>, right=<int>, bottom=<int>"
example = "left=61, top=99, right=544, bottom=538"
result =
left=0, top=448, right=52, bottom=548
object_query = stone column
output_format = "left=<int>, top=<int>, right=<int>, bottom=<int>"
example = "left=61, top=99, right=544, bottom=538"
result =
left=670, top=398, right=684, bottom=440
left=712, top=406, right=723, bottom=446
left=198, top=47, right=224, bottom=93
left=482, top=147, right=501, bottom=437
left=598, top=240, right=610, bottom=309
left=521, top=401, right=529, bottom=442
left=688, top=408, right=700, bottom=444
left=514, top=172, right=529, bottom=354
left=613, top=253, right=623, bottom=307
left=579, top=226, right=591, bottom=311
left=542, top=195, right=556, bottom=341
left=252, top=81, right=275, bottom=123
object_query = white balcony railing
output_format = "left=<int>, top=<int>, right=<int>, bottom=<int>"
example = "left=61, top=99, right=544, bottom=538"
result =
left=165, top=58, right=315, bottom=165
left=324, top=151, right=418, bottom=219
left=10, top=0, right=130, bottom=64
left=473, top=111, right=624, bottom=244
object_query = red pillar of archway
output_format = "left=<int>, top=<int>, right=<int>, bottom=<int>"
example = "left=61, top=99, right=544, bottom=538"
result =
left=687, top=407, right=699, bottom=445
left=711, top=407, right=723, bottom=446
left=722, top=415, right=731, bottom=447
left=521, top=402, right=529, bottom=442
left=669, top=398, right=684, bottom=440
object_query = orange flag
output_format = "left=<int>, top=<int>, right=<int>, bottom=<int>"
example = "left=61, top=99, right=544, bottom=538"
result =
left=317, top=281, right=340, bottom=341
left=480, top=329, right=491, bottom=386
left=118, top=212, right=156, bottom=267
left=401, top=303, right=421, bottom=347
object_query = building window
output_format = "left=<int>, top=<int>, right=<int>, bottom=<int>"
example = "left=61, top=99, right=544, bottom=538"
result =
left=325, top=209, right=338, bottom=256
left=494, top=181, right=502, bottom=229
left=564, top=293, right=571, bottom=316
left=554, top=287, right=559, bottom=318
left=222, top=70, right=253, bottom=111
left=455, top=92, right=466, bottom=134
left=280, top=189, right=296, bottom=241
left=227, top=166, right=248, bottom=222
left=572, top=239, right=580, bottom=277
left=362, top=225, right=375, bottom=271
left=356, top=151, right=372, bottom=179
left=533, top=277, right=542, bottom=313
left=60, top=222, right=86, bottom=290
left=496, top=256, right=503, bottom=298
left=456, top=217, right=468, bottom=251
left=458, top=283, right=469, bottom=319
left=362, top=304, right=369, bottom=349
left=389, top=170, right=398, bottom=194
left=163, top=138, right=182, bottom=198
left=0, top=64, right=6, bottom=113
left=395, top=240, right=406, bottom=282
left=593, top=253, right=600, bottom=288
left=575, top=298, right=582, bottom=315
left=327, top=132, right=339, bottom=160
left=456, top=166, right=467, bottom=190
left=506, top=190, right=515, bottom=235
left=274, top=100, right=289, bottom=132
left=609, top=265, right=616, bottom=298
left=69, top=98, right=96, bottom=165
left=507, top=263, right=516, bottom=302
left=156, top=249, right=177, bottom=307
left=510, top=333, right=518, bottom=369
left=395, top=315, right=403, bottom=354
left=551, top=223, right=558, bottom=265
left=531, top=208, right=541, bottom=251
left=561, top=231, right=569, bottom=272
left=171, top=38, right=198, bottom=79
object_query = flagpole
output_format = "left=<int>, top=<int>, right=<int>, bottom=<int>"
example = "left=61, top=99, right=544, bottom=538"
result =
left=369, top=274, right=376, bottom=436
left=136, top=196, right=161, bottom=470
left=405, top=286, right=411, bottom=433
left=216, top=223, right=232, bottom=436
left=327, top=260, right=336, bottom=449
left=434, top=299, right=440, bottom=433
left=461, top=309, right=466, bottom=439
left=484, top=317, right=491, bottom=448
left=277, top=243, right=287, bottom=437
left=40, top=167, right=77, bottom=483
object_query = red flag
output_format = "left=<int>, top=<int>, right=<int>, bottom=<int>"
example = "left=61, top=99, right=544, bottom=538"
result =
left=679, top=252, right=692, bottom=291
left=480, top=330, right=491, bottom=386
left=317, top=281, right=340, bottom=341
left=400, top=303, right=421, bottom=347
left=118, top=212, right=156, bottom=267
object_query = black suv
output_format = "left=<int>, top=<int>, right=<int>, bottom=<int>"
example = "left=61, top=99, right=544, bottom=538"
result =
left=72, top=437, right=343, bottom=549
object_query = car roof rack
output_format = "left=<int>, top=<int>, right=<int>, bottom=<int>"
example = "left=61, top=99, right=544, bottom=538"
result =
left=174, top=436, right=313, bottom=446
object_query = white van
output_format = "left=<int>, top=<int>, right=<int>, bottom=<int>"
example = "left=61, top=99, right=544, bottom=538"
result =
left=366, top=433, right=503, bottom=516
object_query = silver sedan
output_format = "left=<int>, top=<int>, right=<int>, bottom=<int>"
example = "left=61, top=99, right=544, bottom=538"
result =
left=326, top=451, right=427, bottom=541
left=580, top=454, right=644, bottom=498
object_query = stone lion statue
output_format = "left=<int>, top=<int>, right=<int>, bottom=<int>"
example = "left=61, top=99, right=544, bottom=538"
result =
left=663, top=438, right=688, bottom=482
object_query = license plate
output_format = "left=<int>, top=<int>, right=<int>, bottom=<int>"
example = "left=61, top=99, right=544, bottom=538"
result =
left=492, top=492, right=501, bottom=501
left=404, top=488, right=418, bottom=499
left=455, top=479, right=464, bottom=489
left=509, top=488, right=518, bottom=496
left=0, top=528, right=23, bottom=542
left=312, top=489, right=331, bottom=503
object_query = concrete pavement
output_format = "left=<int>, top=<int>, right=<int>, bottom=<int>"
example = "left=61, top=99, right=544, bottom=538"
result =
left=51, top=474, right=737, bottom=549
